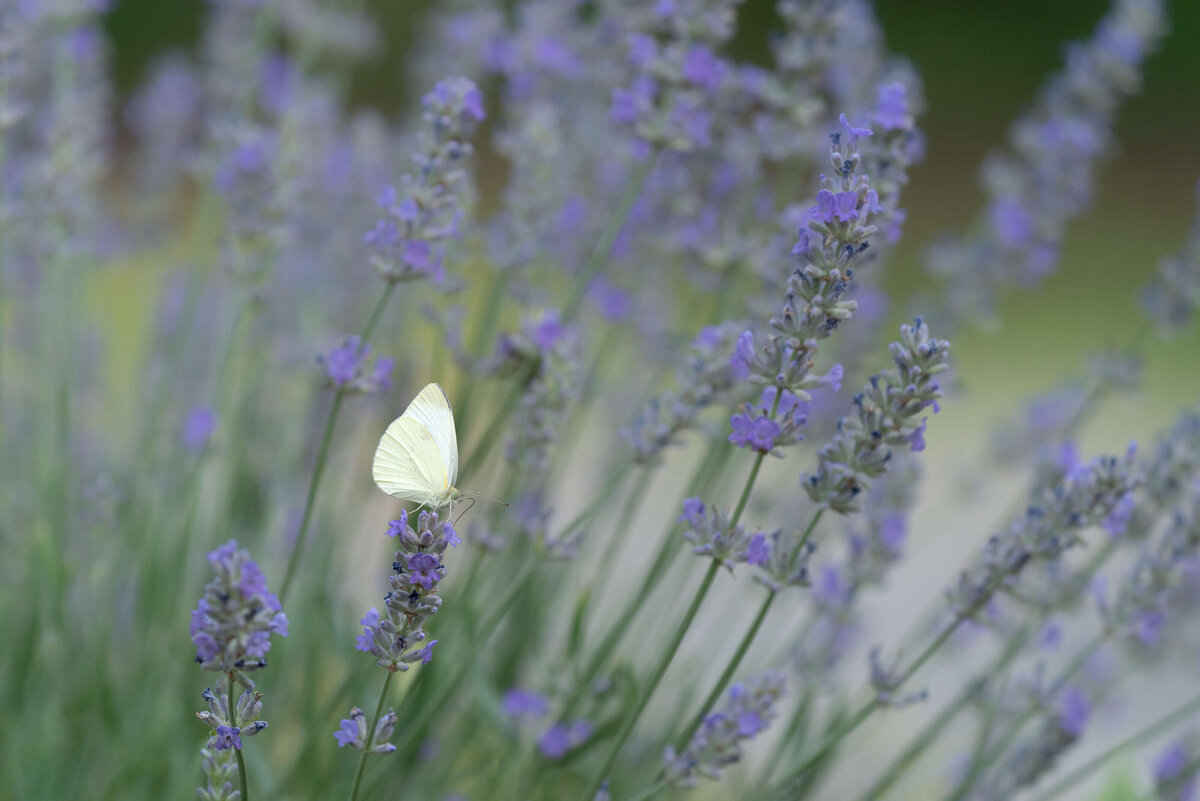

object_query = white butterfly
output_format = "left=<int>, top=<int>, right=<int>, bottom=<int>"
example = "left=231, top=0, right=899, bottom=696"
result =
left=373, top=383, right=463, bottom=512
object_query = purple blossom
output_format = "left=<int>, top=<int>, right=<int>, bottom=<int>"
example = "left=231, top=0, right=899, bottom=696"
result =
left=191, top=541, right=286, bottom=674
left=319, top=336, right=394, bottom=394
left=334, top=715, right=361, bottom=748
left=729, top=412, right=781, bottom=453
left=503, top=689, right=551, bottom=719
left=838, top=113, right=873, bottom=148
left=183, top=406, right=217, bottom=453
left=407, top=553, right=442, bottom=590
left=681, top=45, right=727, bottom=92
left=415, top=640, right=438, bottom=664
left=538, top=719, right=592, bottom=759
left=356, top=608, right=380, bottom=652
left=386, top=512, right=408, bottom=538
left=1102, top=491, right=1136, bottom=536
left=213, top=725, right=242, bottom=751
left=874, top=82, right=909, bottom=130
left=746, top=533, right=772, bottom=566
left=1056, top=686, right=1090, bottom=738
left=990, top=197, right=1035, bottom=248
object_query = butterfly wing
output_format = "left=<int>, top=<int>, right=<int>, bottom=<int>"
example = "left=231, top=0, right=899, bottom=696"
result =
left=373, top=413, right=448, bottom=505
left=401, top=383, right=459, bottom=487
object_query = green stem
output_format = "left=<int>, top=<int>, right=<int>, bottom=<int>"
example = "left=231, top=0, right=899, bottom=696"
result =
left=278, top=285, right=396, bottom=603
left=229, top=673, right=248, bottom=801
left=562, top=442, right=729, bottom=716
left=946, top=632, right=1108, bottom=801
left=454, top=269, right=510, bottom=429
left=279, top=391, right=344, bottom=603
left=561, top=154, right=657, bottom=323
left=460, top=371, right=529, bottom=481
left=348, top=671, right=394, bottom=801
left=675, top=508, right=824, bottom=751
left=576, top=559, right=721, bottom=801
left=359, top=282, right=397, bottom=345
left=768, top=612, right=968, bottom=799
left=1027, top=694, right=1200, bottom=801
left=388, top=559, right=539, bottom=757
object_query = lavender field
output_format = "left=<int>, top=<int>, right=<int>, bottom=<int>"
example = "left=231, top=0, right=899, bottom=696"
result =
left=3, top=1, right=1200, bottom=800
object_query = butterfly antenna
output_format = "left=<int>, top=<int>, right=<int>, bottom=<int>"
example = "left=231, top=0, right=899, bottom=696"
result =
left=453, top=496, right=476, bottom=526
left=463, top=490, right=510, bottom=508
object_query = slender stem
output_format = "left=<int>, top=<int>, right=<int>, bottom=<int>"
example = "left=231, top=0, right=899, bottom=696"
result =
left=576, top=559, right=722, bottom=801
left=387, top=560, right=539, bottom=758
left=460, top=371, right=529, bottom=481
left=768, top=612, right=968, bottom=799
left=278, top=286, right=396, bottom=602
left=673, top=511, right=825, bottom=752
left=359, top=283, right=397, bottom=345
left=229, top=673, right=248, bottom=801
left=562, top=442, right=729, bottom=716
left=348, top=671, right=394, bottom=801
left=279, top=391, right=345, bottom=603
left=561, top=154, right=657, bottom=323
left=454, top=270, right=509, bottom=429
left=1027, top=694, right=1200, bottom=801
left=946, top=632, right=1108, bottom=801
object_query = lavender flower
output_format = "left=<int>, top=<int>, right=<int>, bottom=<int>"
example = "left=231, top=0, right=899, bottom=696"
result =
left=1153, top=736, right=1200, bottom=801
left=504, top=688, right=551, bottom=719
left=195, top=686, right=269, bottom=751
left=971, top=685, right=1093, bottom=800
left=663, top=670, right=786, bottom=787
left=610, top=1, right=742, bottom=153
left=354, top=511, right=458, bottom=673
left=501, top=312, right=581, bottom=473
left=679, top=497, right=761, bottom=570
left=197, top=748, right=240, bottom=801
left=731, top=116, right=886, bottom=453
left=538, top=719, right=594, bottom=759
left=804, top=318, right=949, bottom=513
left=365, top=77, right=484, bottom=283
left=947, top=444, right=1142, bottom=620
left=318, top=336, right=394, bottom=394
left=333, top=706, right=398, bottom=754
left=190, top=541, right=288, bottom=677
left=183, top=406, right=218, bottom=453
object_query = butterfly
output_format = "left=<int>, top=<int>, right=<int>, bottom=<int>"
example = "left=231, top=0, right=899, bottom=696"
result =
left=372, top=383, right=464, bottom=513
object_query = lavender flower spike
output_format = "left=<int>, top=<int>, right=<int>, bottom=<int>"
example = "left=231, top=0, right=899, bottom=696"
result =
left=190, top=540, right=288, bottom=679
left=663, top=670, right=787, bottom=787
left=355, top=511, right=459, bottom=673
left=365, top=77, right=485, bottom=283
left=804, top=318, right=950, bottom=514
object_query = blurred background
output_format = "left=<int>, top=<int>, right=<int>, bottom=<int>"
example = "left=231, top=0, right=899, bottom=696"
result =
left=96, top=0, right=1200, bottom=447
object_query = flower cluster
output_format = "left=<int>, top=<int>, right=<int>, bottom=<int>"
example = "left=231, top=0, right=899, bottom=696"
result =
left=804, top=318, right=949, bottom=513
left=946, top=444, right=1143, bottom=619
left=728, top=385, right=810, bottom=455
left=318, top=335, right=394, bottom=395
left=502, top=688, right=594, bottom=760
left=365, top=76, right=485, bottom=282
left=972, top=686, right=1093, bottom=800
left=333, top=706, right=399, bottom=754
left=502, top=312, right=581, bottom=473
left=929, top=0, right=1166, bottom=324
left=623, top=322, right=745, bottom=463
left=663, top=670, right=786, bottom=787
left=190, top=540, right=289, bottom=678
left=1105, top=487, right=1200, bottom=653
left=196, top=686, right=269, bottom=751
left=1152, top=735, right=1200, bottom=801
left=744, top=528, right=815, bottom=592
left=730, top=115, right=882, bottom=453
left=353, top=510, right=460, bottom=673
left=610, top=0, right=742, bottom=153
left=338, top=512, right=459, bottom=754
left=197, top=748, right=239, bottom=801
left=679, top=497, right=761, bottom=570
